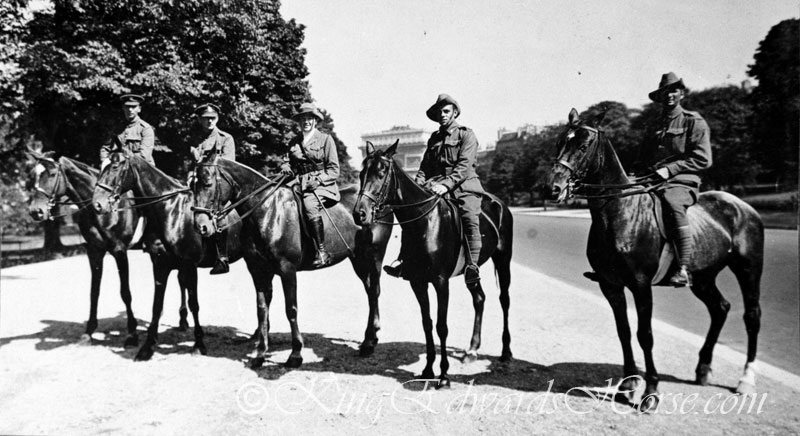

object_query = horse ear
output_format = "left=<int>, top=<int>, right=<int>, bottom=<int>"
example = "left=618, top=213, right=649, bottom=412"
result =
left=43, top=151, right=57, bottom=160
left=568, top=108, right=579, bottom=125
left=202, top=144, right=218, bottom=162
left=366, top=141, right=375, bottom=155
left=385, top=139, right=399, bottom=157
left=25, top=145, right=43, bottom=160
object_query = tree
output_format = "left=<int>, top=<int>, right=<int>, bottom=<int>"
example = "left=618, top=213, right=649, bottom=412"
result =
left=682, top=85, right=758, bottom=190
left=486, top=143, right=523, bottom=204
left=747, top=18, right=799, bottom=187
left=2, top=0, right=317, bottom=177
left=318, top=109, right=357, bottom=184
left=579, top=101, right=641, bottom=171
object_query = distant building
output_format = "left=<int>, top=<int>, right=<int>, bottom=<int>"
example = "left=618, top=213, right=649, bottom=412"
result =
left=495, top=124, right=541, bottom=152
left=360, top=125, right=434, bottom=177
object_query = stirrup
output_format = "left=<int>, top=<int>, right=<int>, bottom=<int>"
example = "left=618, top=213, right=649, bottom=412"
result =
left=583, top=271, right=600, bottom=282
left=210, top=257, right=230, bottom=275
left=312, top=249, right=330, bottom=268
left=383, top=261, right=403, bottom=278
left=668, top=266, right=692, bottom=287
left=464, top=264, right=481, bottom=284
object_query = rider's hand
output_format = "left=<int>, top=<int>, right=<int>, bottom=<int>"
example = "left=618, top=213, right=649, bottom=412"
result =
left=655, top=168, right=670, bottom=180
left=305, top=177, right=320, bottom=191
left=279, top=165, right=294, bottom=177
left=431, top=184, right=448, bottom=195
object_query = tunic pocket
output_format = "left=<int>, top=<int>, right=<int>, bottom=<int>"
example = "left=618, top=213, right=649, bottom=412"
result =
left=664, top=127, right=687, bottom=154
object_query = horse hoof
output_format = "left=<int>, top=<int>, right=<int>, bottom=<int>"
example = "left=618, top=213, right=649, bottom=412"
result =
left=77, top=334, right=93, bottom=346
left=638, top=393, right=660, bottom=413
left=420, top=369, right=435, bottom=380
left=462, top=351, right=478, bottom=364
left=250, top=356, right=266, bottom=369
left=695, top=363, right=713, bottom=386
left=192, top=345, right=207, bottom=356
left=134, top=347, right=154, bottom=362
left=284, top=356, right=303, bottom=368
left=736, top=380, right=757, bottom=395
left=436, top=378, right=451, bottom=390
left=178, top=320, right=190, bottom=332
left=499, top=351, right=513, bottom=363
left=359, top=344, right=375, bottom=357
left=124, top=335, right=139, bottom=348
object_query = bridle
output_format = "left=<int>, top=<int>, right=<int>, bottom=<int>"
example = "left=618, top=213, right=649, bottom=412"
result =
left=190, top=159, right=288, bottom=233
left=356, top=155, right=441, bottom=226
left=554, top=124, right=665, bottom=200
left=94, top=154, right=191, bottom=212
left=32, top=157, right=92, bottom=219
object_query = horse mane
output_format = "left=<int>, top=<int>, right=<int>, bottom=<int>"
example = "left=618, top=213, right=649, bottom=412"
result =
left=61, top=156, right=99, bottom=177
left=217, top=157, right=270, bottom=182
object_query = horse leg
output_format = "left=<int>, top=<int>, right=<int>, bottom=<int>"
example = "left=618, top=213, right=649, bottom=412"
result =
left=731, top=259, right=762, bottom=394
left=433, top=278, right=451, bottom=389
left=80, top=247, right=104, bottom=345
left=495, top=249, right=513, bottom=362
left=112, top=250, right=139, bottom=347
left=245, top=257, right=274, bottom=369
left=688, top=273, right=731, bottom=386
left=353, top=256, right=381, bottom=357
left=410, top=279, right=436, bottom=380
left=279, top=265, right=303, bottom=368
left=462, top=280, right=485, bottom=364
left=599, top=280, right=640, bottom=403
left=178, top=265, right=205, bottom=355
left=631, top=284, right=660, bottom=413
left=135, top=261, right=171, bottom=361
left=177, top=278, right=189, bottom=332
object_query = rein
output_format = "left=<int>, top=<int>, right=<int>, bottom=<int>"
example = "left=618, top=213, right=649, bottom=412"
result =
left=32, top=158, right=94, bottom=219
left=95, top=157, right=191, bottom=212
left=558, top=124, right=668, bottom=200
left=190, top=161, right=288, bottom=232
left=357, top=156, right=442, bottom=226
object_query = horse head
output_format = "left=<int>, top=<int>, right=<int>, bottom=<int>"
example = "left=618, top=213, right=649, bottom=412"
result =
left=191, top=146, right=237, bottom=237
left=93, top=150, right=135, bottom=214
left=27, top=150, right=64, bottom=221
left=353, top=139, right=399, bottom=226
left=546, top=108, right=606, bottom=203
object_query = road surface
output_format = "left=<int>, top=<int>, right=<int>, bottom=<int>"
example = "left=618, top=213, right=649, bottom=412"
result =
left=510, top=209, right=799, bottom=375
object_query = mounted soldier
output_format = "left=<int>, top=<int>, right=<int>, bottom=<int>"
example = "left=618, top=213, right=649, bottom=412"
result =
left=384, top=93, right=484, bottom=284
left=189, top=103, right=236, bottom=274
left=100, top=94, right=155, bottom=169
left=636, top=72, right=713, bottom=286
left=280, top=102, right=340, bottom=268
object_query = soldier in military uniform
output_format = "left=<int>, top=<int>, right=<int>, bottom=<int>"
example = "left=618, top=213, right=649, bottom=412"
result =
left=280, top=102, right=340, bottom=268
left=384, top=93, right=485, bottom=284
left=190, top=103, right=236, bottom=274
left=100, top=94, right=155, bottom=169
left=637, top=72, right=713, bottom=286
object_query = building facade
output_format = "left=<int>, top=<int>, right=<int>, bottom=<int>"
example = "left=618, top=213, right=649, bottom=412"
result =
left=360, top=125, right=433, bottom=177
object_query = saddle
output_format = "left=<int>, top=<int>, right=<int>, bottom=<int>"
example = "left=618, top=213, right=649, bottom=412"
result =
left=649, top=193, right=682, bottom=286
left=446, top=193, right=504, bottom=279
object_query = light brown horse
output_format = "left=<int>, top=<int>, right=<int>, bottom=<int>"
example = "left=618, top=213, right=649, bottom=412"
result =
left=546, top=109, right=763, bottom=412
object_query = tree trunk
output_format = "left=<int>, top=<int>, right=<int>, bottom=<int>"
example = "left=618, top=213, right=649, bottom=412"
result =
left=42, top=220, right=63, bottom=251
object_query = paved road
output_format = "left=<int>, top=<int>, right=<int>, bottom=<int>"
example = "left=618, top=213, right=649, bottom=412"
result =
left=510, top=209, right=799, bottom=375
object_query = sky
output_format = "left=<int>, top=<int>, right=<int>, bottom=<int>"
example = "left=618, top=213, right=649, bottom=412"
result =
left=279, top=0, right=798, bottom=159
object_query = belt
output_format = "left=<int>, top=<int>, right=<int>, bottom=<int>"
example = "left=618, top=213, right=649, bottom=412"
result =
left=669, top=180, right=699, bottom=188
left=296, top=162, right=325, bottom=175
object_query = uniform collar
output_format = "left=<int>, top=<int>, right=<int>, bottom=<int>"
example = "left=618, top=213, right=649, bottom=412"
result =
left=663, top=104, right=683, bottom=120
left=438, top=121, right=460, bottom=135
left=125, top=116, right=141, bottom=126
left=201, top=127, right=218, bottom=139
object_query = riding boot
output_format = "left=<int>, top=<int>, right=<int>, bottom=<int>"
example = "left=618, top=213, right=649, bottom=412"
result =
left=464, top=226, right=482, bottom=285
left=667, top=225, right=692, bottom=287
left=310, top=216, right=330, bottom=268
left=210, top=232, right=230, bottom=275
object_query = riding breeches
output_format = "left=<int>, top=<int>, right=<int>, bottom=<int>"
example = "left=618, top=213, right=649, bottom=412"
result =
left=657, top=184, right=698, bottom=266
left=458, top=193, right=482, bottom=264
left=302, top=193, right=323, bottom=220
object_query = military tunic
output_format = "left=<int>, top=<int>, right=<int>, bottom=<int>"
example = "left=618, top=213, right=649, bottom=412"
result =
left=190, top=128, right=235, bottom=162
left=415, top=121, right=484, bottom=196
left=638, top=106, right=712, bottom=186
left=283, top=130, right=340, bottom=204
left=100, top=117, right=155, bottom=165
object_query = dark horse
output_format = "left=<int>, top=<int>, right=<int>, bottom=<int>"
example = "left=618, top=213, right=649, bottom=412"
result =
left=26, top=151, right=187, bottom=346
left=191, top=148, right=392, bottom=368
left=92, top=150, right=243, bottom=361
left=547, top=109, right=763, bottom=411
left=353, top=140, right=513, bottom=388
